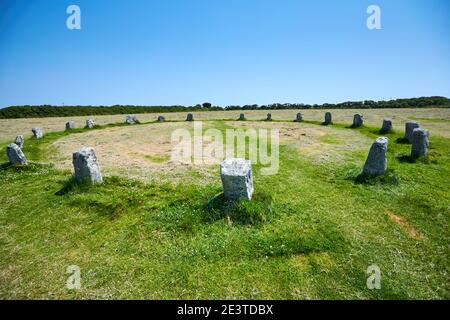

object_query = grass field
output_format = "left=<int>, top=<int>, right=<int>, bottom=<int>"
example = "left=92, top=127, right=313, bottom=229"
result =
left=0, top=108, right=449, bottom=299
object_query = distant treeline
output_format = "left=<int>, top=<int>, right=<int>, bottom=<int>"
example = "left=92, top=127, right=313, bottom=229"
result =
left=1, top=97, right=448, bottom=119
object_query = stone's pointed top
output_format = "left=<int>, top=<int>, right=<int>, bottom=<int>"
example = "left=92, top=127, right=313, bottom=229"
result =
left=220, top=158, right=251, bottom=176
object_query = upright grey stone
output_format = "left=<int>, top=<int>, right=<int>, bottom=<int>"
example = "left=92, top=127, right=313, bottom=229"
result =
left=157, top=115, right=165, bottom=122
left=294, top=113, right=303, bottom=122
left=7, top=143, right=27, bottom=166
left=238, top=113, right=246, bottom=121
left=125, top=115, right=138, bottom=124
left=66, top=121, right=75, bottom=130
left=380, top=119, right=392, bottom=133
left=220, top=158, right=253, bottom=201
left=85, top=119, right=95, bottom=129
left=15, top=135, right=24, bottom=148
left=32, top=127, right=43, bottom=139
left=351, top=114, right=363, bottom=128
left=362, top=137, right=388, bottom=176
left=266, top=113, right=272, bottom=121
left=186, top=113, right=194, bottom=121
left=324, top=112, right=332, bottom=125
left=404, top=121, right=420, bottom=143
left=411, top=128, right=429, bottom=158
left=72, top=147, right=103, bottom=184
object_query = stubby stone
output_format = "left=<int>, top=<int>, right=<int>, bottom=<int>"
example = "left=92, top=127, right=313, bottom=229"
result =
left=72, top=147, right=103, bottom=184
left=351, top=114, right=363, bottom=128
left=15, top=135, right=24, bottom=148
left=294, top=113, right=303, bottom=122
left=362, top=137, right=388, bottom=176
left=324, top=112, right=332, bottom=125
left=66, top=121, right=75, bottom=130
left=411, top=128, right=429, bottom=158
left=186, top=113, right=194, bottom=121
left=238, top=113, right=246, bottom=121
left=7, top=143, right=27, bottom=166
left=220, top=158, right=254, bottom=201
left=85, top=119, right=95, bottom=129
left=125, top=115, right=138, bottom=124
left=404, top=121, right=419, bottom=143
left=266, top=113, right=272, bottom=121
left=380, top=119, right=392, bottom=133
left=157, top=115, right=165, bottom=122
left=32, top=127, right=43, bottom=139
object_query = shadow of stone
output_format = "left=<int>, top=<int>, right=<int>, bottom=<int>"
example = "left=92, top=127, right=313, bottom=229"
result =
left=395, top=137, right=410, bottom=144
left=350, top=169, right=399, bottom=186
left=55, top=176, right=93, bottom=195
left=0, top=162, right=11, bottom=170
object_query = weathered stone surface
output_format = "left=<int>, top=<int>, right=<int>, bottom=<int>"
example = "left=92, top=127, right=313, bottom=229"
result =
left=411, top=128, right=429, bottom=158
left=7, top=143, right=27, bottom=166
left=380, top=119, right=392, bottom=133
left=125, top=115, right=138, bottom=124
left=15, top=135, right=24, bottom=148
left=157, top=115, right=165, bottom=122
left=32, top=127, right=43, bottom=139
left=85, top=119, right=95, bottom=129
left=66, top=121, right=75, bottom=130
left=324, top=112, right=332, bottom=125
left=186, top=113, right=194, bottom=121
left=404, top=121, right=419, bottom=143
left=238, top=113, right=246, bottom=120
left=362, top=137, right=388, bottom=176
left=351, top=114, right=363, bottom=128
left=220, top=158, right=253, bottom=201
left=266, top=113, right=272, bottom=121
left=294, top=113, right=303, bottom=122
left=72, top=147, right=103, bottom=184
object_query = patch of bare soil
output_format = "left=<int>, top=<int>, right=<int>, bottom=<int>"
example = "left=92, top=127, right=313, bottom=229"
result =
left=386, top=210, right=423, bottom=239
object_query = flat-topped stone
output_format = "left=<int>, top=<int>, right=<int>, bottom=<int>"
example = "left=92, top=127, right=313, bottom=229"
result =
left=7, top=143, right=27, bottom=166
left=32, top=128, right=43, bottom=139
left=238, top=113, right=246, bottom=121
left=85, top=119, right=95, bottom=129
left=351, top=114, right=363, bottom=128
left=15, top=135, right=24, bottom=148
left=362, top=137, right=388, bottom=176
left=220, top=158, right=253, bottom=201
left=411, top=128, right=429, bottom=158
left=404, top=121, right=420, bottom=143
left=380, top=119, right=392, bottom=133
left=66, top=121, right=75, bottom=130
left=72, top=147, right=103, bottom=184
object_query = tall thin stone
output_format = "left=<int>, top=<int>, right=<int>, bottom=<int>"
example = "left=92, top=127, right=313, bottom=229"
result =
left=72, top=147, right=103, bottom=184
left=7, top=143, right=27, bottom=166
left=32, top=128, right=43, bottom=139
left=15, top=135, right=24, bottom=148
left=186, top=113, right=194, bottom=121
left=411, top=128, right=429, bottom=158
left=294, top=113, right=303, bottom=122
left=220, top=158, right=254, bottom=201
left=380, top=119, right=392, bottom=133
left=351, top=114, right=363, bottom=128
left=362, top=137, right=388, bottom=176
left=404, top=121, right=420, bottom=143
left=324, top=112, right=332, bottom=125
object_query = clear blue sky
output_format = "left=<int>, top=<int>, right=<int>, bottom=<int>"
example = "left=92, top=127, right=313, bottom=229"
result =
left=0, top=0, right=449, bottom=108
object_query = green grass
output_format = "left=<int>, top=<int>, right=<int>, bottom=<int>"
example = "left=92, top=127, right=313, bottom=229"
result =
left=0, top=119, right=449, bottom=299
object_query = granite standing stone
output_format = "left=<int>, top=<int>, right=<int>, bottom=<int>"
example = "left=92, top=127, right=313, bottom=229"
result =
left=352, top=114, right=363, bottom=128
left=220, top=158, right=254, bottom=201
left=85, top=119, right=95, bottom=129
left=238, top=113, right=246, bottom=121
left=362, top=137, right=388, bottom=176
left=411, top=128, right=429, bottom=158
left=380, top=119, right=392, bottom=133
left=266, top=113, right=272, bottom=121
left=7, top=143, right=27, bottom=166
left=126, top=115, right=138, bottom=124
left=404, top=121, right=420, bottom=143
left=186, top=113, right=194, bottom=121
left=32, top=127, right=43, bottom=139
left=15, top=135, right=24, bottom=148
left=66, top=121, right=75, bottom=130
left=157, top=115, right=166, bottom=122
left=324, top=112, right=332, bottom=125
left=294, top=113, right=303, bottom=122
left=72, top=147, right=103, bottom=184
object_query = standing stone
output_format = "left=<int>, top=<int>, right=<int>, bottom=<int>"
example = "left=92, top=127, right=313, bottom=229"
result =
left=32, top=128, right=43, bottom=139
left=125, top=115, right=138, bottom=124
left=238, top=113, right=246, bottom=121
left=72, top=147, right=103, bottom=184
left=220, top=158, right=254, bottom=201
left=380, top=119, right=392, bottom=133
left=66, top=121, right=75, bottom=130
left=186, top=113, right=194, bottom=121
left=404, top=121, right=420, bottom=143
left=324, top=112, right=332, bottom=125
left=266, top=113, right=272, bottom=121
left=411, top=128, right=429, bottom=158
left=14, top=135, right=24, bottom=148
left=362, top=137, right=388, bottom=176
left=6, top=143, right=27, bottom=166
left=294, top=113, right=303, bottom=122
left=351, top=114, right=363, bottom=128
left=85, top=119, right=95, bottom=129
left=157, top=115, right=166, bottom=122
